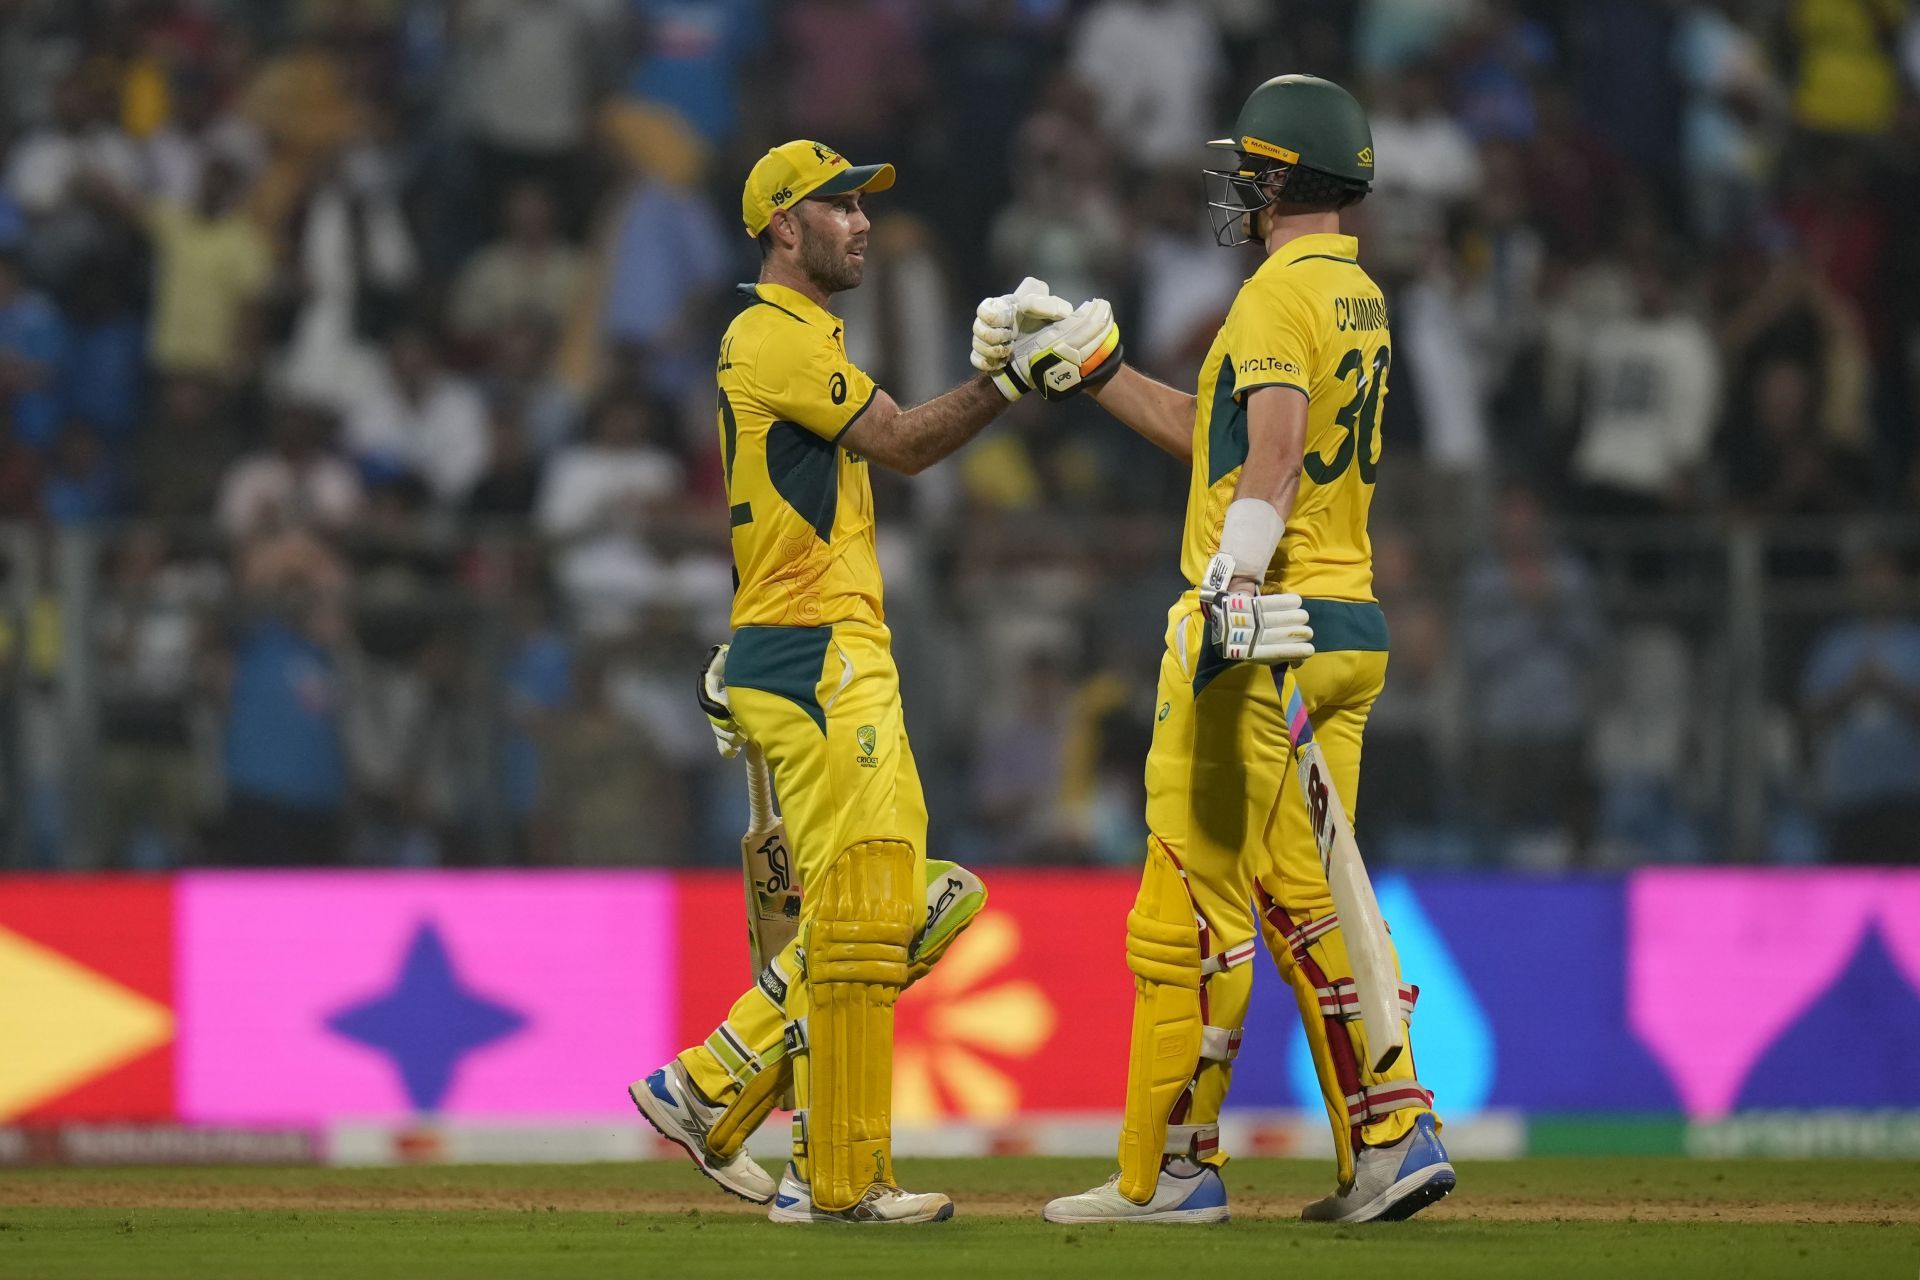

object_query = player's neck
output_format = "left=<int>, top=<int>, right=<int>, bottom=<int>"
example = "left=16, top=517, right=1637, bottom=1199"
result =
left=1260, top=210, right=1344, bottom=258
left=759, top=259, right=834, bottom=311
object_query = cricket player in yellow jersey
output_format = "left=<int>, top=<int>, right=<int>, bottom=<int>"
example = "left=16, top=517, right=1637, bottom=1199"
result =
left=629, top=139, right=1123, bottom=1225
left=1031, top=76, right=1457, bottom=1225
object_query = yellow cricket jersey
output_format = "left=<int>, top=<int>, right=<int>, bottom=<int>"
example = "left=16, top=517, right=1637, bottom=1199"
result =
left=1183, top=232, right=1389, bottom=604
left=716, top=282, right=883, bottom=630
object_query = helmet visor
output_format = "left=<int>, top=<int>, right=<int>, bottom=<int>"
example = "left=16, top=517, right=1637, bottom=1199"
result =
left=1203, top=150, right=1286, bottom=248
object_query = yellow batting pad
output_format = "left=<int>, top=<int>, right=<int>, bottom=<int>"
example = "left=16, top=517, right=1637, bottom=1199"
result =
left=802, top=838, right=917, bottom=1210
left=680, top=940, right=799, bottom=1114
left=1261, top=896, right=1429, bottom=1188
left=696, top=942, right=799, bottom=1160
left=700, top=860, right=987, bottom=1161
left=705, top=1045, right=788, bottom=1161
left=1116, top=843, right=1205, bottom=1203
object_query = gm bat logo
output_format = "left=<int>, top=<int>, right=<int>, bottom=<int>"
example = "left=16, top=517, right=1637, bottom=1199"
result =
left=758, top=834, right=792, bottom=893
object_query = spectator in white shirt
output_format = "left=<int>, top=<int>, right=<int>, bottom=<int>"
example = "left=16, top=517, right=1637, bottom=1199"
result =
left=6, top=72, right=145, bottom=215
left=1132, top=170, right=1240, bottom=378
left=344, top=326, right=491, bottom=507
left=217, top=400, right=366, bottom=541
left=1067, top=0, right=1222, bottom=169
left=991, top=87, right=1130, bottom=311
left=1571, top=256, right=1720, bottom=517
left=450, top=181, right=584, bottom=347
left=6, top=71, right=145, bottom=289
left=1366, top=63, right=1483, bottom=275
left=453, top=0, right=604, bottom=219
left=143, top=67, right=267, bottom=210
left=536, top=392, right=687, bottom=634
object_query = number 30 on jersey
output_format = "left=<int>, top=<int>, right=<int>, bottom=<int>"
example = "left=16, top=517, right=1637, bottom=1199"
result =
left=1304, top=345, right=1388, bottom=486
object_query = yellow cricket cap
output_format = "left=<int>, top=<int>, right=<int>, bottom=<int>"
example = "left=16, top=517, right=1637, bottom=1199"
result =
left=740, top=140, right=895, bottom=237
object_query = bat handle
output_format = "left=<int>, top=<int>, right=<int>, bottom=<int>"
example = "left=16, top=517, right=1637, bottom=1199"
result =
left=744, top=741, right=776, bottom=829
left=1279, top=665, right=1312, bottom=751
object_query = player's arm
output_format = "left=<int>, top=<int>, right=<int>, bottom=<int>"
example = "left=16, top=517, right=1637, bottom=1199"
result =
left=1210, top=278, right=1315, bottom=596
left=1088, top=364, right=1195, bottom=463
left=751, top=324, right=1006, bottom=476
left=1224, top=386, right=1308, bottom=589
left=838, top=377, right=1009, bottom=476
left=1198, top=385, right=1313, bottom=664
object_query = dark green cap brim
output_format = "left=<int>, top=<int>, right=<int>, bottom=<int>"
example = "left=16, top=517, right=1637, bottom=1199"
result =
left=809, top=162, right=895, bottom=199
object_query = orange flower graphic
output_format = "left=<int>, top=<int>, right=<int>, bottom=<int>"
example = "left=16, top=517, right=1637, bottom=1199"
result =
left=893, top=911, right=1056, bottom=1121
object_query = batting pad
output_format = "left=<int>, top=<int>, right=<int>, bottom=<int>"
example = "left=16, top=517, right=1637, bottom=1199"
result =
left=1260, top=894, right=1432, bottom=1188
left=701, top=860, right=987, bottom=1161
left=800, top=837, right=917, bottom=1210
left=1116, top=842, right=1206, bottom=1204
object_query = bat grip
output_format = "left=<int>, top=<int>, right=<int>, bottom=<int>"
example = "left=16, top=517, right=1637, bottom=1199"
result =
left=744, top=741, right=775, bottom=829
left=1279, top=665, right=1311, bottom=751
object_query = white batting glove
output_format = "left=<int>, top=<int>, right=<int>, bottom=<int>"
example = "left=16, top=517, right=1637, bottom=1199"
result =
left=695, top=643, right=747, bottom=759
left=971, top=276, right=1071, bottom=374
left=1197, top=553, right=1314, bottom=664
left=993, top=298, right=1124, bottom=402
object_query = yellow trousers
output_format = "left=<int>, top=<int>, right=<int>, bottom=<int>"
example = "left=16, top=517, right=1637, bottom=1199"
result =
left=723, top=623, right=925, bottom=1208
left=1122, top=596, right=1435, bottom=1194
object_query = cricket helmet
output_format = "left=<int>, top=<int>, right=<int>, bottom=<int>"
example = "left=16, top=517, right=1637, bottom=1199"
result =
left=1205, top=74, right=1373, bottom=246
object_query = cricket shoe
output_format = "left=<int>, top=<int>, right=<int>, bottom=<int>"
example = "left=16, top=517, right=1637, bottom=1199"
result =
left=768, top=1163, right=955, bottom=1225
left=628, top=1062, right=776, bottom=1205
left=1042, top=1159, right=1229, bottom=1224
left=1301, top=1113, right=1455, bottom=1223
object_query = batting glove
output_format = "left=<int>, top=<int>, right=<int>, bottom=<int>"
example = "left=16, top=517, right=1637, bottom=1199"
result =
left=971, top=276, right=1072, bottom=375
left=696, top=643, right=747, bottom=759
left=1198, top=553, right=1315, bottom=664
left=992, top=298, right=1124, bottom=402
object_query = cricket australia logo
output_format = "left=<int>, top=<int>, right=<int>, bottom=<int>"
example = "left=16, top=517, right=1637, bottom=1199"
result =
left=856, top=724, right=879, bottom=768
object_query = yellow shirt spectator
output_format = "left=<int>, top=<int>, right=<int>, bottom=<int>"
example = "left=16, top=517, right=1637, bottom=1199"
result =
left=147, top=198, right=273, bottom=380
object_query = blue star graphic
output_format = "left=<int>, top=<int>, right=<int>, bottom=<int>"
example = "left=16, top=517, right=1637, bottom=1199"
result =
left=326, top=921, right=528, bottom=1111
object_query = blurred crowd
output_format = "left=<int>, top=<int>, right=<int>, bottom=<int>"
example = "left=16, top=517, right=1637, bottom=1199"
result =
left=0, top=0, right=1914, bottom=871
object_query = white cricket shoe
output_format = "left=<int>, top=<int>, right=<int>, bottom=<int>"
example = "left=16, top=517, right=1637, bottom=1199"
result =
left=1301, top=1113, right=1456, bottom=1223
left=629, top=1062, right=777, bottom=1205
left=768, top=1162, right=955, bottom=1224
left=1043, top=1159, right=1229, bottom=1224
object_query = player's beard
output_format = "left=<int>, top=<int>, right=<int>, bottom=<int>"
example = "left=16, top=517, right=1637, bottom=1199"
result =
left=800, top=223, right=864, bottom=294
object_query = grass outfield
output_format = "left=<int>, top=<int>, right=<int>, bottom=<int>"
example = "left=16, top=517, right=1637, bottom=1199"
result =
left=3, top=1158, right=1917, bottom=1279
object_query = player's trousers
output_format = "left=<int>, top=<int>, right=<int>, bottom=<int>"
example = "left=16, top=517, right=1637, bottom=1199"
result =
left=720, top=622, right=925, bottom=1210
left=1116, top=596, right=1435, bottom=1201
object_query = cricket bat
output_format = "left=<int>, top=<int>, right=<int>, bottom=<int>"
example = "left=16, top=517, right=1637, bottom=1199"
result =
left=1279, top=667, right=1406, bottom=1074
left=740, top=742, right=800, bottom=979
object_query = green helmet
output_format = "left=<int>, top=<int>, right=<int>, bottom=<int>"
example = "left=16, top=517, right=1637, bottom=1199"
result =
left=1204, top=75, right=1373, bottom=246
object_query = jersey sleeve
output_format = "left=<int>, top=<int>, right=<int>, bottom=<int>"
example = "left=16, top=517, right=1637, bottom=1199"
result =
left=748, top=328, right=879, bottom=442
left=1220, top=276, right=1318, bottom=401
